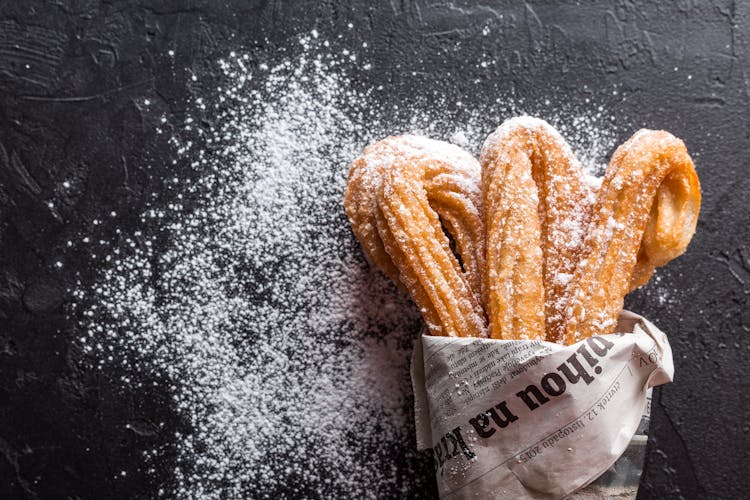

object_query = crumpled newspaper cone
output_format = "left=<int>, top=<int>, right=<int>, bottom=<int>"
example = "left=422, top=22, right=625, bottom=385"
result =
left=411, top=311, right=672, bottom=499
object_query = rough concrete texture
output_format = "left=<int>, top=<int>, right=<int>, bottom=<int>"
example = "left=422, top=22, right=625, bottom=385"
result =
left=0, top=1, right=748, bottom=498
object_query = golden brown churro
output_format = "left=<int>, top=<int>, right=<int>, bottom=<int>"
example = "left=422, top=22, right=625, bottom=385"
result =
left=345, top=119, right=700, bottom=345
left=480, top=117, right=594, bottom=341
left=563, top=129, right=701, bottom=344
left=344, top=136, right=487, bottom=337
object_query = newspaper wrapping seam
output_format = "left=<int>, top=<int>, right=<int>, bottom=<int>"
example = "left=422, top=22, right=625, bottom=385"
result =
left=411, top=311, right=673, bottom=499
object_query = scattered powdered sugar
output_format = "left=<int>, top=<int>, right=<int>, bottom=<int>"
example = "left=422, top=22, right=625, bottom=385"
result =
left=450, top=130, right=470, bottom=148
left=640, top=272, right=674, bottom=307
left=72, top=33, right=624, bottom=498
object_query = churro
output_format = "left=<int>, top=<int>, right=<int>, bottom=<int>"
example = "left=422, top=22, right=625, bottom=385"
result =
left=345, top=136, right=487, bottom=337
left=563, top=129, right=701, bottom=344
left=345, top=119, right=700, bottom=346
left=480, top=117, right=594, bottom=341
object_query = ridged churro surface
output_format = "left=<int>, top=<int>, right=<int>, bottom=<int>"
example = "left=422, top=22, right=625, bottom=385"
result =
left=480, top=117, right=594, bottom=340
left=345, top=136, right=487, bottom=337
left=345, top=119, right=700, bottom=344
left=563, top=129, right=701, bottom=344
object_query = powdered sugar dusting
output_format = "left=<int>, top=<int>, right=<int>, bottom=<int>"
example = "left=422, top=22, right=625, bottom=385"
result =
left=361, top=135, right=481, bottom=181
left=72, top=33, right=623, bottom=498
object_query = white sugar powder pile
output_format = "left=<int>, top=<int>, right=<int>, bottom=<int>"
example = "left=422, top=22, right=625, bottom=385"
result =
left=73, top=34, right=625, bottom=498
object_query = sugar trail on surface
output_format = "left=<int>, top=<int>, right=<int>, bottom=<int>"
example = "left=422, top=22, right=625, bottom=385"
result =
left=73, top=34, right=623, bottom=498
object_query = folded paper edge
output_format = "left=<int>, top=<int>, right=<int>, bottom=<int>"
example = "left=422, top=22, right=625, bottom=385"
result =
left=411, top=336, right=432, bottom=449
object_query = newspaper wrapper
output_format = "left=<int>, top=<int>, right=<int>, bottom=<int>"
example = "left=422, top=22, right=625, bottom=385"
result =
left=411, top=311, right=673, bottom=499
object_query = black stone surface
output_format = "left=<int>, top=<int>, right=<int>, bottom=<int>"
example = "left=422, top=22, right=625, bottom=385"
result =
left=1, top=1, right=748, bottom=498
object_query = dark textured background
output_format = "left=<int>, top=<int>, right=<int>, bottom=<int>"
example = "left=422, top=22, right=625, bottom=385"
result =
left=1, top=1, right=748, bottom=498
